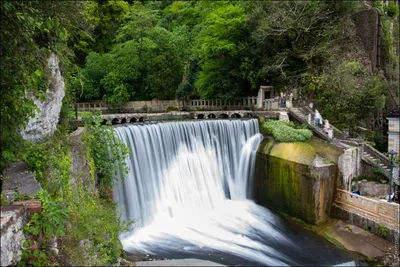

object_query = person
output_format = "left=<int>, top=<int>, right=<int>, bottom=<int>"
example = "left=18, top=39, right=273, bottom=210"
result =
left=393, top=185, right=400, bottom=204
left=314, top=110, right=322, bottom=127
left=324, top=119, right=330, bottom=134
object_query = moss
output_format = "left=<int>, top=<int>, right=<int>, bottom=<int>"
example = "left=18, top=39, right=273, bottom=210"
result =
left=322, top=232, right=346, bottom=250
left=259, top=137, right=342, bottom=165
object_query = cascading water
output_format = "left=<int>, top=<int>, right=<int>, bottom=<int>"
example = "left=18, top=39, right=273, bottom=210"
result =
left=113, top=119, right=359, bottom=266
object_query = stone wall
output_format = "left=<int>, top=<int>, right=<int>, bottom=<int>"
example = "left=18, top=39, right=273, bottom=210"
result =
left=1, top=201, right=41, bottom=266
left=254, top=137, right=342, bottom=225
left=333, top=188, right=399, bottom=242
left=354, top=180, right=388, bottom=198
left=69, top=127, right=95, bottom=196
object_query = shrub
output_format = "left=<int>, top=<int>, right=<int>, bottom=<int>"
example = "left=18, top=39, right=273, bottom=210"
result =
left=386, top=1, right=399, bottom=18
left=20, top=190, right=69, bottom=266
left=82, top=112, right=129, bottom=189
left=260, top=120, right=313, bottom=142
left=167, top=106, right=179, bottom=112
left=376, top=224, right=389, bottom=238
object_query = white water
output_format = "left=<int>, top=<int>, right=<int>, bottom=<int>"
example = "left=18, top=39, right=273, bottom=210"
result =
left=112, top=119, right=353, bottom=265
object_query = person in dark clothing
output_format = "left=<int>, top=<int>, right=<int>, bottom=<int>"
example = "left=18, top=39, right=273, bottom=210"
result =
left=393, top=185, right=400, bottom=204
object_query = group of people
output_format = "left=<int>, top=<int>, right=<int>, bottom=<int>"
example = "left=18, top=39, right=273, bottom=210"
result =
left=279, top=92, right=294, bottom=108
left=314, top=109, right=331, bottom=135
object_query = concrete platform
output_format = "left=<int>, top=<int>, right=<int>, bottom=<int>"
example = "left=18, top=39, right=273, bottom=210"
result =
left=135, top=258, right=226, bottom=266
left=323, top=220, right=394, bottom=259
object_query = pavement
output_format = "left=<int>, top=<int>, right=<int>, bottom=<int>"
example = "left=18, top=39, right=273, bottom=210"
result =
left=322, top=220, right=394, bottom=259
left=135, top=258, right=226, bottom=266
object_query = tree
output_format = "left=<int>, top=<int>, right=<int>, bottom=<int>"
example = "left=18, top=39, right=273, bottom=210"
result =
left=0, top=1, right=82, bottom=170
left=193, top=3, right=249, bottom=99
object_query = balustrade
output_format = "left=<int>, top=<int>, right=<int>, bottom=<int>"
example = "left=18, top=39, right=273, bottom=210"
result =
left=77, top=96, right=278, bottom=112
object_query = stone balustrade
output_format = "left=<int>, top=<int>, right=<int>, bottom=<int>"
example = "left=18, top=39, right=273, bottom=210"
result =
left=335, top=189, right=399, bottom=229
left=77, top=97, right=264, bottom=113
left=264, top=98, right=280, bottom=111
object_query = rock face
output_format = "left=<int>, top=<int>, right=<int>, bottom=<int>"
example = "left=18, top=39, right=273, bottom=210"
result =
left=21, top=53, right=65, bottom=141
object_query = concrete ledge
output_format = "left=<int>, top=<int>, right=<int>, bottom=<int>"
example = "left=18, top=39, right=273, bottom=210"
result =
left=331, top=203, right=400, bottom=242
left=2, top=162, right=42, bottom=196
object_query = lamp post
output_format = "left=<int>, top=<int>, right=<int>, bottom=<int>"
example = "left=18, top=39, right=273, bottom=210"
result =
left=388, top=150, right=398, bottom=202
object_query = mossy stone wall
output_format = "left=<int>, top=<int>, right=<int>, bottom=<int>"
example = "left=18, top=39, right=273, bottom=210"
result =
left=254, top=137, right=341, bottom=225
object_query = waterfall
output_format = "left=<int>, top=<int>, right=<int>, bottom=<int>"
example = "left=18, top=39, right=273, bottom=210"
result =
left=112, top=119, right=355, bottom=266
left=113, top=119, right=261, bottom=227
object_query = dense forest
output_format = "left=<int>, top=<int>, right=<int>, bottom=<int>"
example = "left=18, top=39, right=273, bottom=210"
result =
left=1, top=0, right=399, bottom=167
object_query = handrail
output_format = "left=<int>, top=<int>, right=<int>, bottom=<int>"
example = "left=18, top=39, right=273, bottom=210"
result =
left=363, top=143, right=391, bottom=166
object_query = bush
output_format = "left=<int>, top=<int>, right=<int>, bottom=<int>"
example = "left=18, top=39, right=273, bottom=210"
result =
left=167, top=106, right=179, bottom=112
left=260, top=120, right=313, bottom=142
left=82, top=112, right=129, bottom=189
left=386, top=1, right=399, bottom=18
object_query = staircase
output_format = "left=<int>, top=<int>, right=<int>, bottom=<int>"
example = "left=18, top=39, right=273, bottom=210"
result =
left=288, top=107, right=399, bottom=183
left=288, top=107, right=330, bottom=141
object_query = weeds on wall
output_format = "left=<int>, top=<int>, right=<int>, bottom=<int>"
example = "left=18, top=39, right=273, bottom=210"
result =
left=82, top=112, right=129, bottom=189
left=19, top=190, right=69, bottom=266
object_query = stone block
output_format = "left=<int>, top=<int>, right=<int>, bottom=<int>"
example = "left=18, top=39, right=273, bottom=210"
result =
left=1, top=206, right=27, bottom=266
left=2, top=162, right=42, bottom=196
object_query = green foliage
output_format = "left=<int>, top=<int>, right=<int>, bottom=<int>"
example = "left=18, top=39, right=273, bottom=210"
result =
left=302, top=61, right=386, bottom=131
left=386, top=1, right=399, bottom=18
left=167, top=106, right=179, bottom=112
left=60, top=192, right=132, bottom=266
left=82, top=113, right=129, bottom=188
left=25, top=190, right=69, bottom=238
left=194, top=3, right=248, bottom=99
left=372, top=167, right=387, bottom=176
left=376, top=223, right=389, bottom=238
left=20, top=190, right=69, bottom=266
left=20, top=120, right=131, bottom=266
left=23, top=125, right=72, bottom=197
left=260, top=120, right=313, bottom=142
left=0, top=0, right=83, bottom=171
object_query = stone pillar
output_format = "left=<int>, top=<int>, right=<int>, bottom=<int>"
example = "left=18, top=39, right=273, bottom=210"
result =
left=257, top=86, right=274, bottom=109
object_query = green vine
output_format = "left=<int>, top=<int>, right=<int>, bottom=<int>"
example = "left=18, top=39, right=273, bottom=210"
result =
left=82, top=112, right=129, bottom=189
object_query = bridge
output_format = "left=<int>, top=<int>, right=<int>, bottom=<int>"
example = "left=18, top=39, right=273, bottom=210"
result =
left=88, top=110, right=284, bottom=125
